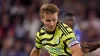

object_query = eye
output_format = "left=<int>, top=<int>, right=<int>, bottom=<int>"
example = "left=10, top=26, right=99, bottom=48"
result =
left=53, top=19, right=56, bottom=22
left=46, top=19, right=51, bottom=22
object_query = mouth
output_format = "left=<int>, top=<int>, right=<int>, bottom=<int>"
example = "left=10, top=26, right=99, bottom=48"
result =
left=48, top=27, right=53, bottom=29
left=49, top=26, right=54, bottom=28
left=48, top=25, right=53, bottom=28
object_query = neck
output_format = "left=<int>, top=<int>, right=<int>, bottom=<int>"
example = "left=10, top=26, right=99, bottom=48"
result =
left=46, top=30, right=55, bottom=34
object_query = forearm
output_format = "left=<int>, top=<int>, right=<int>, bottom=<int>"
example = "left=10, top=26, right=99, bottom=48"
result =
left=98, top=41, right=100, bottom=46
left=71, top=44, right=83, bottom=56
left=72, top=51, right=83, bottom=56
left=30, top=47, right=40, bottom=56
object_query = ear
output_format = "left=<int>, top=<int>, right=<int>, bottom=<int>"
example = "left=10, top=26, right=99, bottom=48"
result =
left=40, top=17, right=44, bottom=22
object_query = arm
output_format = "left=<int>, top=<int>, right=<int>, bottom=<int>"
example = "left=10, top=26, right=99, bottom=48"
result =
left=30, top=47, right=41, bottom=56
left=98, top=41, right=100, bottom=46
left=82, top=41, right=100, bottom=52
left=30, top=32, right=43, bottom=56
left=63, top=25, right=83, bottom=56
left=70, top=44, right=83, bottom=56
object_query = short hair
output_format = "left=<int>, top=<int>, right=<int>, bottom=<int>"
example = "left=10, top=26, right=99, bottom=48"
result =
left=64, top=13, right=76, bottom=20
left=40, top=4, right=60, bottom=18
left=65, top=13, right=74, bottom=17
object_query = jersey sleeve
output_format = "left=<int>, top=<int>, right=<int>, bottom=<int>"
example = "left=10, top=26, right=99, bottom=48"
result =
left=63, top=27, right=79, bottom=48
left=35, top=32, right=43, bottom=49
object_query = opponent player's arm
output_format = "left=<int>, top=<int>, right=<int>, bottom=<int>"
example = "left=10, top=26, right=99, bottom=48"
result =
left=70, top=44, right=83, bottom=56
left=82, top=41, right=100, bottom=52
left=98, top=41, right=100, bottom=46
left=30, top=47, right=41, bottom=56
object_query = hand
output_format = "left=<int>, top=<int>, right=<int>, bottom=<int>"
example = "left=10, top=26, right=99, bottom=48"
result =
left=81, top=42, right=89, bottom=53
left=81, top=42, right=100, bottom=53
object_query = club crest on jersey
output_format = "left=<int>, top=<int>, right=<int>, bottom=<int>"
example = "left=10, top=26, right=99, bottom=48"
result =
left=55, top=38, right=59, bottom=44
left=42, top=40, right=47, bottom=44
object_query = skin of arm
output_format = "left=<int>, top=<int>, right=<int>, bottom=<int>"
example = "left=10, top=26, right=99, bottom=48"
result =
left=30, top=47, right=41, bottom=56
left=98, top=41, right=100, bottom=46
left=70, top=44, right=83, bottom=56
left=82, top=41, right=100, bottom=52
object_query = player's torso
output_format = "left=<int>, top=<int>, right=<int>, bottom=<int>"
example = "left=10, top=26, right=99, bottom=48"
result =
left=39, top=26, right=71, bottom=56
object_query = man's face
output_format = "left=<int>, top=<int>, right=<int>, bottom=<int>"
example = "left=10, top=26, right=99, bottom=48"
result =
left=64, top=16, right=75, bottom=29
left=41, top=13, right=58, bottom=32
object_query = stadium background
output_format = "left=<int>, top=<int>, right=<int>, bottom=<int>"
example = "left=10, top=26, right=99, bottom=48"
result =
left=0, top=0, right=100, bottom=56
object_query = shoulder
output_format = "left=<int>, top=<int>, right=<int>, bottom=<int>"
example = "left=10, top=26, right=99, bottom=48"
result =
left=57, top=21, right=73, bottom=32
left=57, top=21, right=68, bottom=27
left=36, top=26, right=46, bottom=37
left=62, top=22, right=73, bottom=31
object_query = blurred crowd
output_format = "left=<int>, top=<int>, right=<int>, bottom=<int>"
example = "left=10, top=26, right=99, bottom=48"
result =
left=0, top=0, right=100, bottom=56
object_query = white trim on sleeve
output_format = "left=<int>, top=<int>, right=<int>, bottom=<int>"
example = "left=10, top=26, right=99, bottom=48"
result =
left=68, top=41, right=79, bottom=47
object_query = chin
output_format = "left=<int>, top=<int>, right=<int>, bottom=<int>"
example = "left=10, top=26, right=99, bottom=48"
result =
left=48, top=29, right=54, bottom=32
left=48, top=30, right=54, bottom=32
left=50, top=29, right=55, bottom=32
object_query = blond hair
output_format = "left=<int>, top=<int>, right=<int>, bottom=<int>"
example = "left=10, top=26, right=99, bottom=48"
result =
left=40, top=4, right=60, bottom=18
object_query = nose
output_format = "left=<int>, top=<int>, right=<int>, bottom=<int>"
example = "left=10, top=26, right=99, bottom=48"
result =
left=50, top=21, right=54, bottom=26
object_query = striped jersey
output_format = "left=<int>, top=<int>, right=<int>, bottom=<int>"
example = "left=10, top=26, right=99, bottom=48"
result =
left=35, top=21, right=79, bottom=56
